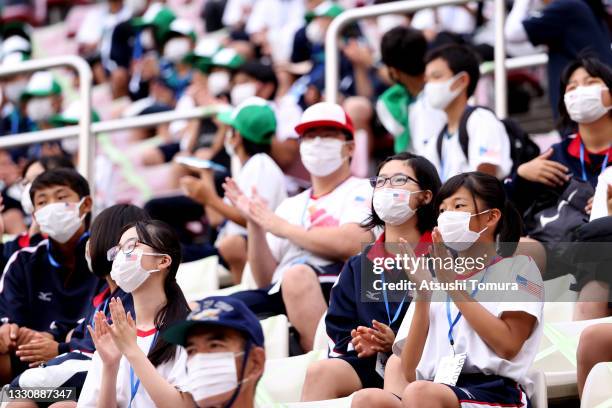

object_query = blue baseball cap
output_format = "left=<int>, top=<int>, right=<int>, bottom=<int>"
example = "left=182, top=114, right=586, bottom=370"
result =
left=163, top=296, right=264, bottom=347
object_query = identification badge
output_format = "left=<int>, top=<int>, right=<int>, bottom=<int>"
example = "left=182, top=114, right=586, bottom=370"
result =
left=375, top=352, right=389, bottom=379
left=433, top=352, right=466, bottom=386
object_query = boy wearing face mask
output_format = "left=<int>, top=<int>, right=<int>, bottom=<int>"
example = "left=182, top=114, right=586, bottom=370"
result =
left=0, top=169, right=99, bottom=383
left=163, top=296, right=266, bottom=408
left=376, top=27, right=447, bottom=155
left=159, top=19, right=196, bottom=99
left=180, top=97, right=287, bottom=283
left=421, top=44, right=512, bottom=182
left=227, top=102, right=374, bottom=352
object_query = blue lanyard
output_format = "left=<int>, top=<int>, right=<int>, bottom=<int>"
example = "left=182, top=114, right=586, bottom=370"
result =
left=90, top=298, right=110, bottom=328
left=445, top=269, right=489, bottom=349
left=579, top=142, right=609, bottom=182
left=10, top=110, right=19, bottom=134
left=129, top=331, right=158, bottom=408
left=380, top=271, right=407, bottom=326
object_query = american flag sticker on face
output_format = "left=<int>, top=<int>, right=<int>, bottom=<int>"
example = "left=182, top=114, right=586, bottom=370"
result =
left=391, top=191, right=409, bottom=202
left=125, top=252, right=139, bottom=262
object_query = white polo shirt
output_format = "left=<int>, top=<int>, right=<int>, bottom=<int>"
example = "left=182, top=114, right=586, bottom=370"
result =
left=267, top=176, right=373, bottom=283
left=423, top=108, right=513, bottom=181
left=394, top=255, right=543, bottom=396
left=78, top=329, right=188, bottom=408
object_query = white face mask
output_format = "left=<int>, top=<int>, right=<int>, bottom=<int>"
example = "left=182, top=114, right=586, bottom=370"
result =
left=437, top=210, right=489, bottom=252
left=424, top=73, right=465, bottom=110
left=163, top=38, right=191, bottom=63
left=186, top=352, right=245, bottom=405
left=564, top=84, right=611, bottom=124
left=300, top=137, right=347, bottom=177
left=26, top=97, right=55, bottom=122
left=35, top=198, right=86, bottom=243
left=20, top=183, right=34, bottom=215
left=110, top=248, right=165, bottom=293
left=373, top=188, right=420, bottom=226
left=207, top=71, right=230, bottom=97
left=230, top=82, right=257, bottom=106
left=140, top=29, right=155, bottom=49
left=5, top=79, right=28, bottom=104
left=306, top=21, right=325, bottom=44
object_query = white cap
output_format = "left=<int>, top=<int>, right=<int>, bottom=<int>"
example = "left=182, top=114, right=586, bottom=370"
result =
left=295, top=102, right=354, bottom=136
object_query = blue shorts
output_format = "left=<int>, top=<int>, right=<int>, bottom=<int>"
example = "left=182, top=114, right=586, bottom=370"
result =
left=445, top=373, right=530, bottom=408
left=230, top=262, right=344, bottom=318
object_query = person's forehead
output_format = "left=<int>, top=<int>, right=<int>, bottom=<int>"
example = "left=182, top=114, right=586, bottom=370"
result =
left=426, top=58, right=450, bottom=73
left=379, top=160, right=415, bottom=178
left=569, top=67, right=597, bottom=83
left=119, top=227, right=138, bottom=243
left=186, top=325, right=243, bottom=345
left=303, top=126, right=343, bottom=135
left=33, top=185, right=75, bottom=196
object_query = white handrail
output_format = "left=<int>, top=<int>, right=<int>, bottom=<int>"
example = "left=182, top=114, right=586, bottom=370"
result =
left=480, top=53, right=548, bottom=75
left=324, top=0, right=510, bottom=118
left=0, top=56, right=93, bottom=179
left=0, top=106, right=224, bottom=149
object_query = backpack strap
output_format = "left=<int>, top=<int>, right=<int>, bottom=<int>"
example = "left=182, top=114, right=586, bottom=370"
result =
left=458, top=105, right=479, bottom=160
left=436, top=124, right=448, bottom=162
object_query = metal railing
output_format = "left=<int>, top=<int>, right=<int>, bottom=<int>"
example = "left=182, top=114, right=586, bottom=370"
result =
left=480, top=53, right=548, bottom=75
left=0, top=56, right=93, bottom=177
left=325, top=0, right=512, bottom=117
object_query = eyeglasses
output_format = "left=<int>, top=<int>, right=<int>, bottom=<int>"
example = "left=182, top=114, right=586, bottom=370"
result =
left=369, top=174, right=419, bottom=188
left=107, top=237, right=144, bottom=261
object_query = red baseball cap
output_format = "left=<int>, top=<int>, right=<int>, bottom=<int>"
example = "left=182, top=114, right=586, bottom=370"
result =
left=295, top=102, right=354, bottom=137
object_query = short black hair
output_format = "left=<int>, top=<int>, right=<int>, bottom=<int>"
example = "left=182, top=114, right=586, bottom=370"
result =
left=381, top=27, right=427, bottom=76
left=435, top=172, right=522, bottom=256
left=425, top=44, right=481, bottom=97
left=362, top=152, right=441, bottom=234
left=559, top=55, right=612, bottom=130
left=30, top=168, right=90, bottom=202
left=89, top=204, right=151, bottom=278
left=22, top=154, right=74, bottom=178
left=237, top=61, right=278, bottom=100
left=241, top=136, right=272, bottom=156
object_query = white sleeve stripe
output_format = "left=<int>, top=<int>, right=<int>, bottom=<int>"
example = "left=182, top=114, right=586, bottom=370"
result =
left=0, top=240, right=48, bottom=294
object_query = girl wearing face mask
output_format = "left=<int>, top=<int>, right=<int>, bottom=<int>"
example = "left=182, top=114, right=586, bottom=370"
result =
left=301, top=153, right=440, bottom=402
left=353, top=172, right=543, bottom=408
left=506, top=57, right=612, bottom=319
left=78, top=220, right=192, bottom=408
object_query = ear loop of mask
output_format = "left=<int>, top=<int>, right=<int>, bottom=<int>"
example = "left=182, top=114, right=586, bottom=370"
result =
left=223, top=341, right=253, bottom=408
left=472, top=209, right=491, bottom=235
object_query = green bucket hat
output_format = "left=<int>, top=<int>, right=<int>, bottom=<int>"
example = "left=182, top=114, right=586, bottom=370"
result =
left=217, top=97, right=276, bottom=145
left=168, top=19, right=197, bottom=43
left=49, top=100, right=100, bottom=127
left=211, top=48, right=245, bottom=70
left=22, top=71, right=62, bottom=98
left=183, top=38, right=221, bottom=71
left=305, top=1, right=344, bottom=23
left=132, top=4, right=176, bottom=43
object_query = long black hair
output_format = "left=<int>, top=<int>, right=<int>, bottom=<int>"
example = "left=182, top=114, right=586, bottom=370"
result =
left=123, top=219, right=190, bottom=367
left=88, top=204, right=151, bottom=279
left=558, top=55, right=612, bottom=131
left=362, top=152, right=441, bottom=234
left=434, top=172, right=522, bottom=256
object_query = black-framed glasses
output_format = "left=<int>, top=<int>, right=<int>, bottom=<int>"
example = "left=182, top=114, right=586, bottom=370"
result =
left=369, top=174, right=419, bottom=188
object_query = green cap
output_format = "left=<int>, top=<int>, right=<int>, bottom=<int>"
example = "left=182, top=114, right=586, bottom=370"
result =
left=22, top=71, right=62, bottom=98
left=48, top=100, right=100, bottom=127
left=132, top=4, right=176, bottom=43
left=1, top=51, right=30, bottom=66
left=211, top=48, right=245, bottom=70
left=183, top=38, right=221, bottom=71
left=168, top=19, right=197, bottom=42
left=217, top=97, right=276, bottom=145
left=305, top=1, right=344, bottom=23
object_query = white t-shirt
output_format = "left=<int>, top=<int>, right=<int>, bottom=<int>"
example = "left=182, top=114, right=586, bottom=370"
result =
left=589, top=166, right=612, bottom=221
left=78, top=330, right=188, bottom=408
left=411, top=5, right=477, bottom=35
left=423, top=108, right=513, bottom=181
left=267, top=177, right=372, bottom=283
left=218, top=153, right=287, bottom=239
left=395, top=256, right=544, bottom=395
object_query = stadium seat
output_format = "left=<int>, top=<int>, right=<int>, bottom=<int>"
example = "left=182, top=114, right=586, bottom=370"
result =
left=544, top=274, right=577, bottom=302
left=257, top=350, right=328, bottom=405
left=581, top=362, right=612, bottom=408
left=261, top=314, right=290, bottom=359
left=533, top=316, right=612, bottom=399
left=273, top=396, right=354, bottom=407
left=528, top=370, right=548, bottom=408
left=176, top=256, right=220, bottom=301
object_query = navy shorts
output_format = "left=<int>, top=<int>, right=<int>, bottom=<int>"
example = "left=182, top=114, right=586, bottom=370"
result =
left=337, top=354, right=383, bottom=389
left=230, top=262, right=344, bottom=318
left=445, top=373, right=530, bottom=408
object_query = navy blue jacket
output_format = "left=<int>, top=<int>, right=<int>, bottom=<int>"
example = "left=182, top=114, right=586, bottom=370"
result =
left=326, top=235, right=423, bottom=358
left=504, top=135, right=610, bottom=231
left=0, top=234, right=101, bottom=339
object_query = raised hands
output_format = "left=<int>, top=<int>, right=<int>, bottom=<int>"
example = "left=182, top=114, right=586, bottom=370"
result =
left=88, top=311, right=121, bottom=368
